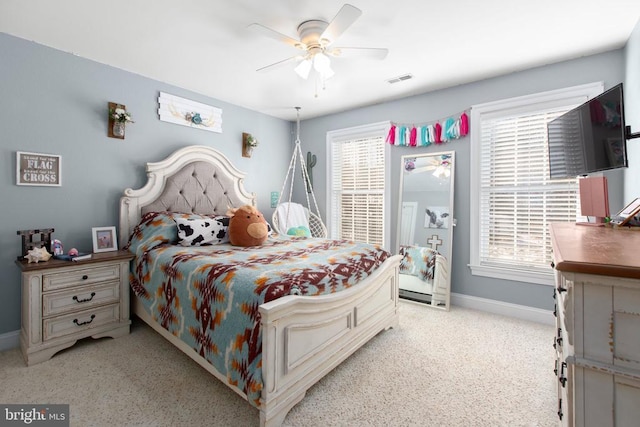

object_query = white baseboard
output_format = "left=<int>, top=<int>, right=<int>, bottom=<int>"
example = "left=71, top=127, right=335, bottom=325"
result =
left=0, top=330, right=20, bottom=352
left=451, top=293, right=555, bottom=325
left=0, top=295, right=553, bottom=352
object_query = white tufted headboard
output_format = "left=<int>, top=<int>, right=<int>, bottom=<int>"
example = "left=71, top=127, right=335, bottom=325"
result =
left=119, top=145, right=256, bottom=247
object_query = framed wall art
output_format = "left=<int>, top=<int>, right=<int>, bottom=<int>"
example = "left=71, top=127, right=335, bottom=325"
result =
left=158, top=92, right=222, bottom=133
left=16, top=151, right=61, bottom=186
left=424, top=207, right=449, bottom=229
left=92, top=226, right=118, bottom=253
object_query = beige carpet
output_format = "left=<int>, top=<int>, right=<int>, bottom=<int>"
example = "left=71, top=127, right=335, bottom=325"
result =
left=0, top=302, right=556, bottom=426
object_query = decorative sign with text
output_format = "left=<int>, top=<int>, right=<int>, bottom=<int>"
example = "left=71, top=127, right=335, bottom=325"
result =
left=16, top=151, right=62, bottom=186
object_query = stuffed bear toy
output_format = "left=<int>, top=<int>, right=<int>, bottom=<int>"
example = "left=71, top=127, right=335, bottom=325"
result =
left=226, top=205, right=269, bottom=246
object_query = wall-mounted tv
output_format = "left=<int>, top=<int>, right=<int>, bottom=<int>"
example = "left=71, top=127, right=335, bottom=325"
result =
left=547, top=83, right=628, bottom=180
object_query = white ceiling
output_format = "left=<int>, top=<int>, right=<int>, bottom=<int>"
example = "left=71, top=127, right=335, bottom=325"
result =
left=2, top=0, right=639, bottom=121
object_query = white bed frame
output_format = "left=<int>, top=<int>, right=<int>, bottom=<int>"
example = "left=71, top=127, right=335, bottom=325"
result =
left=120, top=145, right=401, bottom=427
left=399, top=253, right=450, bottom=309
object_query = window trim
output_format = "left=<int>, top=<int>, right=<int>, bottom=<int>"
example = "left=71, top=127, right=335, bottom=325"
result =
left=469, top=83, right=603, bottom=286
left=326, top=121, right=391, bottom=249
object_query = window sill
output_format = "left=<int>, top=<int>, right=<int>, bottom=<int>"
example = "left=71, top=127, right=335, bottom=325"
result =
left=469, top=264, right=554, bottom=286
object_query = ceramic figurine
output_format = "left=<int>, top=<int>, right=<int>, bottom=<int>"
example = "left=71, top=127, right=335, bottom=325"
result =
left=51, top=239, right=64, bottom=256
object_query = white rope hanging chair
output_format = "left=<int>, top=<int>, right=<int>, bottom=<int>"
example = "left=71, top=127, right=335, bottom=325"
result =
left=272, top=203, right=327, bottom=238
left=272, top=108, right=327, bottom=238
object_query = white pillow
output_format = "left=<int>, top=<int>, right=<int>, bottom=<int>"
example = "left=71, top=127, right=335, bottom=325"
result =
left=174, top=216, right=229, bottom=246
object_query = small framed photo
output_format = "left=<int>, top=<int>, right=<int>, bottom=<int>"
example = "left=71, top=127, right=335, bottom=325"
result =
left=92, top=226, right=118, bottom=253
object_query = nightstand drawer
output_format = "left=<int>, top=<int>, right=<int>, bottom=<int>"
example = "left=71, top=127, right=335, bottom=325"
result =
left=612, top=286, right=640, bottom=369
left=42, top=264, right=121, bottom=291
left=43, top=304, right=120, bottom=341
left=42, top=281, right=120, bottom=317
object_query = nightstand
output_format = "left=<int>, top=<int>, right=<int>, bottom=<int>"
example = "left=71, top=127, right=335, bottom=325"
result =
left=15, top=250, right=134, bottom=365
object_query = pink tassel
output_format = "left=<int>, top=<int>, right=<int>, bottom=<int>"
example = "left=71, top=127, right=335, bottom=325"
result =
left=460, top=113, right=469, bottom=136
left=434, top=122, right=442, bottom=143
left=386, top=125, right=396, bottom=145
left=409, top=126, right=417, bottom=146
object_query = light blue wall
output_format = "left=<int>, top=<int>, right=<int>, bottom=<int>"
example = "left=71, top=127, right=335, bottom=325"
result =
left=2, top=24, right=638, bottom=336
left=299, top=49, right=628, bottom=311
left=0, top=33, right=292, bottom=335
left=624, top=19, right=640, bottom=202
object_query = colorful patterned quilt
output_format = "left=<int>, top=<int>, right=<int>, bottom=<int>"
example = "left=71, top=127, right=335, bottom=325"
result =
left=399, top=245, right=437, bottom=282
left=127, top=212, right=391, bottom=408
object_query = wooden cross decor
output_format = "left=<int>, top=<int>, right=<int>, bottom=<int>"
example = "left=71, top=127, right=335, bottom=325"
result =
left=427, top=234, right=443, bottom=251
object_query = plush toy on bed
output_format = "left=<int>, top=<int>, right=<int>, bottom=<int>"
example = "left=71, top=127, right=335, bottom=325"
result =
left=226, top=205, right=269, bottom=246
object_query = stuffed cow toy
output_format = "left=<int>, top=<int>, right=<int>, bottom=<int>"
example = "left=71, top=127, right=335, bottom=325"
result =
left=226, top=205, right=269, bottom=246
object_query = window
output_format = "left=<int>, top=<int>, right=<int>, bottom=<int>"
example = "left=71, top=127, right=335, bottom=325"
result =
left=327, top=121, right=390, bottom=248
left=470, top=83, right=603, bottom=285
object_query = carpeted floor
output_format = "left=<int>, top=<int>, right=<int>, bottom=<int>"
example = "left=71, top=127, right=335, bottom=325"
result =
left=0, top=301, right=556, bottom=426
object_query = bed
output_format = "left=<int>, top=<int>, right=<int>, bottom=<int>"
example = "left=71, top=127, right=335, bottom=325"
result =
left=398, top=245, right=449, bottom=308
left=119, top=145, right=401, bottom=427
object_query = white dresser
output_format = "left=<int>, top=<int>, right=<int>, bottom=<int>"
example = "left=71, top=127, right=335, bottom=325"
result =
left=551, top=223, right=640, bottom=426
left=16, top=250, right=134, bottom=365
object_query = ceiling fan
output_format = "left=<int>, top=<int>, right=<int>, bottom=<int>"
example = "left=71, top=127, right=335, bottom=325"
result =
left=249, top=4, right=388, bottom=80
left=405, top=156, right=452, bottom=177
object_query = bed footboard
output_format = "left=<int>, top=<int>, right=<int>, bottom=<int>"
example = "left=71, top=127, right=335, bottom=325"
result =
left=258, top=254, right=402, bottom=427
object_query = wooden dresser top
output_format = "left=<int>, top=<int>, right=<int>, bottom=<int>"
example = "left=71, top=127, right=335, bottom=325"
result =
left=550, top=222, right=640, bottom=279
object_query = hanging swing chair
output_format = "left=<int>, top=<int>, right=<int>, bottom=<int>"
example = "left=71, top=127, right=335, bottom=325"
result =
left=272, top=108, right=328, bottom=238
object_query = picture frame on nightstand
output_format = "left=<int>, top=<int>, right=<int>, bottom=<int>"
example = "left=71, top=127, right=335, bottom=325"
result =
left=92, top=226, right=118, bottom=253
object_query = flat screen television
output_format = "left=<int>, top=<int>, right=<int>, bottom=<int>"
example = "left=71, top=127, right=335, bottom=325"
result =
left=547, top=83, right=628, bottom=179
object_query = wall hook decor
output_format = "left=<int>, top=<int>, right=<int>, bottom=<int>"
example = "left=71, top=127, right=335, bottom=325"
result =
left=108, top=102, right=134, bottom=139
left=242, top=132, right=258, bottom=157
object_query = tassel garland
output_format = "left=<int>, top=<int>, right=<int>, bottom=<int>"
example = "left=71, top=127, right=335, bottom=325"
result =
left=387, top=111, right=469, bottom=147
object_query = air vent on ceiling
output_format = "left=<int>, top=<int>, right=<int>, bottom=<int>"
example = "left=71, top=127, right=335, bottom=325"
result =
left=387, top=74, right=413, bottom=84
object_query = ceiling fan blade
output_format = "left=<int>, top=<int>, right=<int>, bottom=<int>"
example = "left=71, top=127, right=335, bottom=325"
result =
left=248, top=23, right=306, bottom=50
left=256, top=55, right=304, bottom=73
left=410, top=166, right=437, bottom=173
left=320, top=4, right=362, bottom=44
left=327, top=47, right=388, bottom=60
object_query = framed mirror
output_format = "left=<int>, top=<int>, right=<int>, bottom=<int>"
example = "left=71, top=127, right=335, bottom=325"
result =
left=397, top=151, right=455, bottom=310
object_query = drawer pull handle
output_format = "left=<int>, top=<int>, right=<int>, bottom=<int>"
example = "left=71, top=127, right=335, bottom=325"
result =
left=558, top=398, right=563, bottom=420
left=82, top=275, right=89, bottom=280
left=73, top=292, right=96, bottom=303
left=73, top=314, right=96, bottom=326
left=559, top=362, right=567, bottom=387
left=557, top=286, right=566, bottom=294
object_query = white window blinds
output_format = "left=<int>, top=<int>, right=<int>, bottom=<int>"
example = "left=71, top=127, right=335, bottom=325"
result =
left=478, top=109, right=579, bottom=272
left=329, top=134, right=386, bottom=246
left=470, top=82, right=603, bottom=285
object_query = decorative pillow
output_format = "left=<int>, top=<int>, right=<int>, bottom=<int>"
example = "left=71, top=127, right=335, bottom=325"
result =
left=399, top=245, right=436, bottom=282
left=175, top=216, right=230, bottom=246
left=125, top=211, right=180, bottom=254
left=287, top=225, right=311, bottom=237
left=227, top=205, right=269, bottom=247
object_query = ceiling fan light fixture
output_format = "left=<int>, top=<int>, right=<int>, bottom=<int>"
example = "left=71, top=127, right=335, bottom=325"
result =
left=321, top=65, right=335, bottom=80
left=313, top=52, right=331, bottom=75
left=433, top=165, right=451, bottom=179
left=294, top=59, right=312, bottom=79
